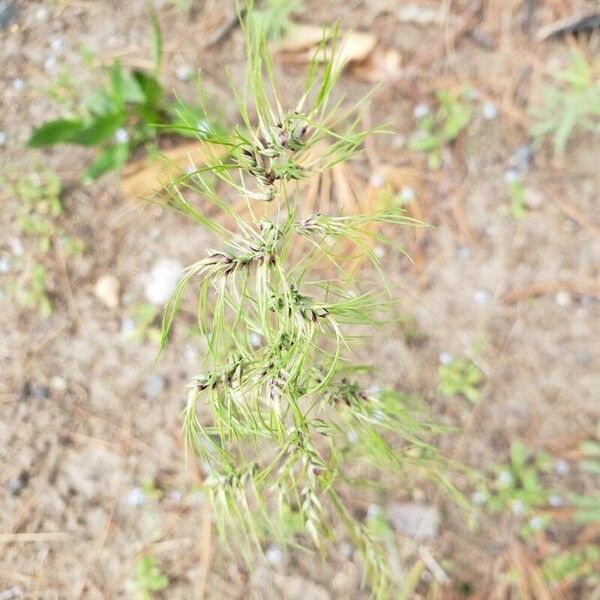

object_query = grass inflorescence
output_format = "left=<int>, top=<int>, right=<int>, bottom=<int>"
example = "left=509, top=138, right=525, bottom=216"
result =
left=159, top=5, right=457, bottom=596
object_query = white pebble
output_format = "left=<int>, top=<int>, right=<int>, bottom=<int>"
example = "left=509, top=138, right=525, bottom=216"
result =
left=175, top=64, right=193, bottom=81
left=50, top=37, right=63, bottom=52
left=413, top=103, right=429, bottom=119
left=0, top=132, right=6, bottom=147
left=114, top=128, right=129, bottom=144
left=471, top=491, right=488, bottom=505
left=169, top=489, right=182, bottom=503
left=50, top=375, right=67, bottom=392
left=497, top=470, right=513, bottom=489
left=482, top=102, right=498, bottom=120
left=265, top=544, right=282, bottom=566
left=438, top=352, right=453, bottom=366
left=144, top=258, right=183, bottom=305
left=367, top=504, right=380, bottom=519
left=121, top=317, right=136, bottom=334
left=185, top=346, right=196, bottom=361
left=457, top=245, right=472, bottom=260
left=511, top=499, right=526, bottom=516
left=249, top=332, right=262, bottom=348
left=0, top=257, right=10, bottom=273
left=554, top=459, right=569, bottom=476
left=555, top=291, right=571, bottom=306
left=125, top=487, right=146, bottom=507
left=474, top=289, right=491, bottom=304
left=503, top=168, right=519, bottom=184
left=13, top=78, right=25, bottom=90
left=374, top=245, right=385, bottom=258
left=9, top=238, right=24, bottom=256
left=44, top=56, right=57, bottom=71
left=548, top=495, right=563, bottom=507
left=399, top=185, right=415, bottom=202
left=347, top=430, right=358, bottom=444
left=528, top=516, right=544, bottom=530
left=94, top=274, right=121, bottom=308
left=369, top=172, right=385, bottom=188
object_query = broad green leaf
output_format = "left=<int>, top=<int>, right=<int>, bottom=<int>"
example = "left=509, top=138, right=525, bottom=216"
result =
left=27, top=119, right=85, bottom=147
left=122, top=72, right=146, bottom=104
left=132, top=69, right=163, bottom=106
left=69, top=112, right=126, bottom=146
left=110, top=61, right=125, bottom=109
left=84, top=143, right=129, bottom=180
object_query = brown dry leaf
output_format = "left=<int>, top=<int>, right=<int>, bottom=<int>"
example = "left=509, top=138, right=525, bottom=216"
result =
left=120, top=143, right=220, bottom=199
left=275, top=23, right=401, bottom=80
left=272, top=23, right=324, bottom=53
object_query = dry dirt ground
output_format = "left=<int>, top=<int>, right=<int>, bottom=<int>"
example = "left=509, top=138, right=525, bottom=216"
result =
left=1, top=0, right=599, bottom=599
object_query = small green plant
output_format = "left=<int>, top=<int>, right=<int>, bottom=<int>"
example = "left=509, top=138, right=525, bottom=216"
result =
left=134, top=555, right=168, bottom=599
left=542, top=545, right=600, bottom=589
left=530, top=52, right=600, bottom=156
left=569, top=421, right=600, bottom=523
left=408, top=89, right=473, bottom=169
left=505, top=173, right=527, bottom=220
left=159, top=8, right=457, bottom=597
left=4, top=171, right=82, bottom=315
left=437, top=356, right=483, bottom=403
left=123, top=304, right=162, bottom=345
left=474, top=442, right=553, bottom=535
left=27, top=11, right=209, bottom=180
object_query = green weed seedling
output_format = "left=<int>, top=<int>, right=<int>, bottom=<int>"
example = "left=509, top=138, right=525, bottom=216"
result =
left=134, top=555, right=168, bottom=600
left=542, top=545, right=600, bottom=590
left=408, top=89, right=473, bottom=169
left=158, top=6, right=459, bottom=597
left=123, top=304, right=162, bottom=345
left=27, top=11, right=210, bottom=180
left=530, top=52, right=600, bottom=157
left=437, top=356, right=483, bottom=404
left=569, top=421, right=600, bottom=524
left=5, top=171, right=82, bottom=315
left=477, top=442, right=553, bottom=536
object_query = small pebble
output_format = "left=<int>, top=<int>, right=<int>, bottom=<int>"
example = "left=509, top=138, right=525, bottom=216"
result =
left=528, top=516, right=544, bottom=530
left=555, top=291, right=571, bottom=306
left=9, top=238, right=23, bottom=256
left=114, top=128, right=129, bottom=144
left=185, top=164, right=196, bottom=175
left=12, top=77, right=25, bottom=90
left=0, top=132, right=6, bottom=146
left=548, top=495, right=563, bottom=507
left=0, top=256, right=10, bottom=273
left=367, top=504, right=381, bottom=519
left=367, top=384, right=381, bottom=395
left=145, top=374, right=166, bottom=398
left=0, top=586, right=23, bottom=600
left=7, top=470, right=29, bottom=496
left=125, top=487, right=146, bottom=507
left=369, top=172, right=385, bottom=188
left=185, top=346, right=196, bottom=361
left=94, top=274, right=121, bottom=308
left=50, top=375, right=67, bottom=392
left=196, top=119, right=210, bottom=136
left=497, top=470, right=513, bottom=488
left=144, top=258, right=183, bottom=305
left=457, top=245, right=472, bottom=260
left=347, top=430, right=358, bottom=444
left=44, top=55, right=57, bottom=71
left=121, top=317, right=136, bottom=335
left=413, top=103, right=429, bottom=119
left=504, top=168, right=520, bottom=184
left=34, top=6, right=48, bottom=20
left=439, top=352, right=453, bottom=366
left=249, top=332, right=262, bottom=348
left=554, top=459, right=570, bottom=476
left=340, top=542, right=354, bottom=558
left=169, top=489, right=182, bottom=503
left=471, top=491, right=488, bottom=505
left=374, top=245, right=385, bottom=258
left=32, top=384, right=50, bottom=400
left=482, top=102, right=498, bottom=120
left=399, top=185, right=415, bottom=202
left=50, top=37, right=63, bottom=51
left=474, top=289, right=491, bottom=304
left=175, top=64, right=193, bottom=81
left=265, top=544, right=282, bottom=566
left=511, top=499, right=526, bottom=516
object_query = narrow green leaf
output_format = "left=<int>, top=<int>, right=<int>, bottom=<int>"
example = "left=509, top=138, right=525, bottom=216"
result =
left=69, top=112, right=126, bottom=146
left=84, top=143, right=129, bottom=180
left=27, top=119, right=85, bottom=147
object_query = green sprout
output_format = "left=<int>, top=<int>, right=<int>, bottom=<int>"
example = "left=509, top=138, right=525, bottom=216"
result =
left=569, top=421, right=600, bottom=524
left=158, top=6, right=458, bottom=597
left=408, top=89, right=473, bottom=169
left=530, top=52, right=600, bottom=157
left=27, top=10, right=210, bottom=180
left=134, top=555, right=168, bottom=599
left=437, top=356, right=483, bottom=404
